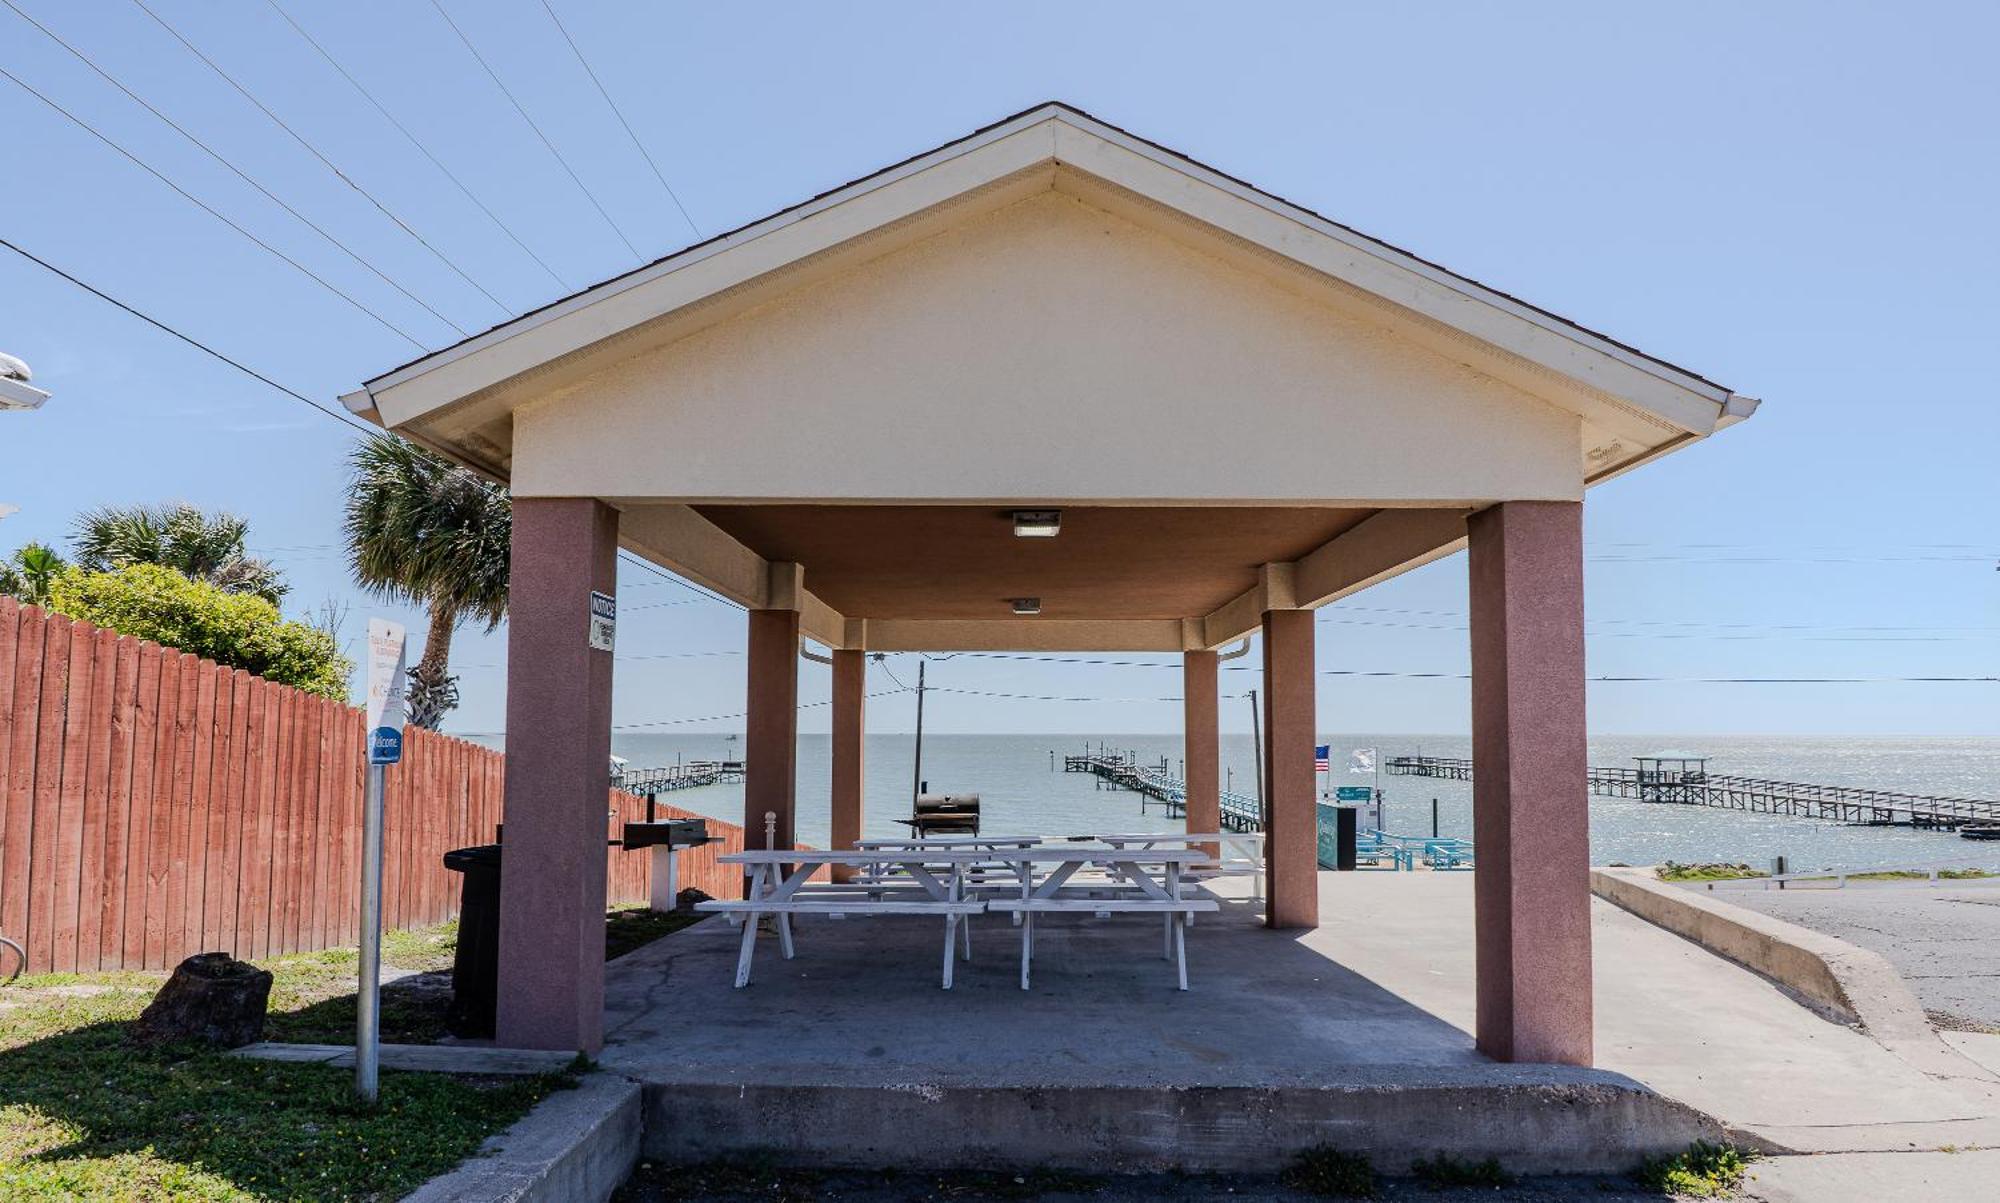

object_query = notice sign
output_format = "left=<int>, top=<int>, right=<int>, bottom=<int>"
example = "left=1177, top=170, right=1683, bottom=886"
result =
left=365, top=618, right=407, bottom=765
left=588, top=590, right=616, bottom=652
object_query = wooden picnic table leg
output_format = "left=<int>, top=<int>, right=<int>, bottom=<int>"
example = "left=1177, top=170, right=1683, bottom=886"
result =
left=942, top=912, right=958, bottom=990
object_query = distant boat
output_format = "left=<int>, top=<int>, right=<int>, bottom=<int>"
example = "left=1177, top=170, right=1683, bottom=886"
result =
left=1961, top=824, right=2000, bottom=841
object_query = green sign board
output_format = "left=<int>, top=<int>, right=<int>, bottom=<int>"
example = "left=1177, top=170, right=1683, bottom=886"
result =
left=1335, top=786, right=1373, bottom=802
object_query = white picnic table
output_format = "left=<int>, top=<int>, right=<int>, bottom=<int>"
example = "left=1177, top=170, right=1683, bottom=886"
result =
left=704, top=846, right=1216, bottom=991
left=1075, top=832, right=1267, bottom=905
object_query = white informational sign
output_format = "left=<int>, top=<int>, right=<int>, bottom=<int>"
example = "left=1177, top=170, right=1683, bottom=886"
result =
left=588, top=590, right=616, bottom=652
left=365, top=618, right=407, bottom=765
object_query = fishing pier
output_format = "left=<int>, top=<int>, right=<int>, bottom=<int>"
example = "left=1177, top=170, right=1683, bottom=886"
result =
left=1062, top=751, right=1264, bottom=832
left=1386, top=755, right=2000, bottom=831
left=617, top=761, right=745, bottom=798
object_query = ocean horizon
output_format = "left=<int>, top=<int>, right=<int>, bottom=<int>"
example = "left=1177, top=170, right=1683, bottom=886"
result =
left=572, top=731, right=2000, bottom=871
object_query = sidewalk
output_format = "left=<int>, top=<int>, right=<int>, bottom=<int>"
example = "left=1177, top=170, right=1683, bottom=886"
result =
left=1311, top=872, right=2000, bottom=1154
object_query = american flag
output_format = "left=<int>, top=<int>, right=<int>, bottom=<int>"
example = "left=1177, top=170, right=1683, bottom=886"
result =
left=1313, top=744, right=1331, bottom=771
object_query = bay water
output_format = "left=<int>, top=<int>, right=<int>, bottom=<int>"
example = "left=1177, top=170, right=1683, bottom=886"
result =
left=611, top=732, right=2000, bottom=872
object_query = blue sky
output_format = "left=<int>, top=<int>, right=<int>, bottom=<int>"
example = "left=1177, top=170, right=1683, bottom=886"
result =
left=2, top=1, right=1994, bottom=739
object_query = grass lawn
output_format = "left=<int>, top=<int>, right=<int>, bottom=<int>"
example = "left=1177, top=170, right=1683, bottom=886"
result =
left=0, top=905, right=700, bottom=1200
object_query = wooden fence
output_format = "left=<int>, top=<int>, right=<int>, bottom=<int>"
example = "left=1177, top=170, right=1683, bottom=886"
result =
left=0, top=597, right=743, bottom=977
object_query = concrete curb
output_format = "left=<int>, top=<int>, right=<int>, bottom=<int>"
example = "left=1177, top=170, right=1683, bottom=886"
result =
left=641, top=1074, right=1725, bottom=1175
left=1590, top=867, right=1994, bottom=1083
left=404, top=1071, right=640, bottom=1203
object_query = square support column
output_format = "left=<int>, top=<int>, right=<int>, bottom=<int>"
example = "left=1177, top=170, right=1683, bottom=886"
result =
left=745, top=609, right=800, bottom=854
left=496, top=498, right=618, bottom=1053
left=1261, top=609, right=1318, bottom=929
left=828, top=648, right=866, bottom=881
left=1182, top=650, right=1220, bottom=847
left=1469, top=500, right=1592, bottom=1066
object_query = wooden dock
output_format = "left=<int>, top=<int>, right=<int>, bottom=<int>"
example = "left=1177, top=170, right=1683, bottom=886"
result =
left=1062, top=753, right=1263, bottom=832
left=618, top=760, right=744, bottom=797
left=1385, top=755, right=2000, bottom=831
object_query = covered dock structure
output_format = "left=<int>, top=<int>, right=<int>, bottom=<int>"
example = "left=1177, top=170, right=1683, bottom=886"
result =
left=342, top=103, right=1756, bottom=1073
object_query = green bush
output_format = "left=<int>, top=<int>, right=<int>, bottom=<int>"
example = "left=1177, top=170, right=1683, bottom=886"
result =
left=1280, top=1145, right=1377, bottom=1197
left=1634, top=1141, right=1751, bottom=1197
left=47, top=563, right=351, bottom=700
left=1657, top=861, right=1767, bottom=883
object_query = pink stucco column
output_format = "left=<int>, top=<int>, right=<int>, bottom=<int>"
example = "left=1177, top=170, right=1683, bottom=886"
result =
left=1261, top=609, right=1318, bottom=929
left=1182, top=650, right=1220, bottom=848
left=495, top=498, right=618, bottom=1053
left=828, top=648, right=866, bottom=881
left=1469, top=499, right=1592, bottom=1066
left=744, top=609, right=800, bottom=854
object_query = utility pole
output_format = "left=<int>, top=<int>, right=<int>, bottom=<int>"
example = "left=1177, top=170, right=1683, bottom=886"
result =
left=1247, top=690, right=1265, bottom=828
left=909, top=659, right=927, bottom=808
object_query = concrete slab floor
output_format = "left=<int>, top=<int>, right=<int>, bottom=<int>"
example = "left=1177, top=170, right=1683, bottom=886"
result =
left=604, top=871, right=2000, bottom=1157
left=602, top=882, right=1491, bottom=1089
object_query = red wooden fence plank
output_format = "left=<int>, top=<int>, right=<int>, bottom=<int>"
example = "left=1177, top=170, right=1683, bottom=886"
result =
left=74, top=627, right=119, bottom=972
left=240, top=672, right=270, bottom=960
left=286, top=689, right=312, bottom=954
left=95, top=635, right=140, bottom=970
left=22, top=612, right=65, bottom=974
left=266, top=683, right=295, bottom=959
left=142, top=647, right=178, bottom=969
left=241, top=675, right=274, bottom=960
left=191, top=663, right=229, bottom=955
left=302, top=696, right=327, bottom=953
left=332, top=707, right=356, bottom=947
left=380, top=731, right=401, bottom=931
left=118, top=639, right=158, bottom=969
left=0, top=598, right=21, bottom=965
left=164, top=654, right=202, bottom=967
left=51, top=620, right=101, bottom=973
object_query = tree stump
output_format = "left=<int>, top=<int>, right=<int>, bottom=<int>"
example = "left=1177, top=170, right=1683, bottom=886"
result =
left=132, top=952, right=273, bottom=1048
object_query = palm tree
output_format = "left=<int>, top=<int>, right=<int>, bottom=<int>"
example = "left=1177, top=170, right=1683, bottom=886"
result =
left=0, top=542, right=68, bottom=606
left=343, top=435, right=510, bottom=729
left=72, top=503, right=287, bottom=604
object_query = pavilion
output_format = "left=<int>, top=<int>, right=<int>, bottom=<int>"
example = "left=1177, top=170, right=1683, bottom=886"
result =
left=341, top=103, right=1757, bottom=1067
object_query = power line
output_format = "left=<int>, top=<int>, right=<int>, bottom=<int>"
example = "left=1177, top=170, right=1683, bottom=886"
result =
left=453, top=686, right=912, bottom=737
left=0, top=232, right=737, bottom=614
left=1333, top=602, right=1999, bottom=636
left=129, top=0, right=513, bottom=317
left=426, top=0, right=643, bottom=259
left=2, top=234, right=372, bottom=430
left=261, top=0, right=572, bottom=292
left=536, top=0, right=700, bottom=240
left=0, top=4, right=432, bottom=347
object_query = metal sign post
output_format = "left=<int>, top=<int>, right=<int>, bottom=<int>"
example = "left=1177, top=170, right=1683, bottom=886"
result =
left=357, top=618, right=406, bottom=1103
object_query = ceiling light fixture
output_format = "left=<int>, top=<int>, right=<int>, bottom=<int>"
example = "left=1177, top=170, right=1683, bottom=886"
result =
left=1009, top=597, right=1042, bottom=616
left=1011, top=509, right=1061, bottom=538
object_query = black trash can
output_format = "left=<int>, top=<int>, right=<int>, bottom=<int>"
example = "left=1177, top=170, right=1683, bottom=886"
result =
left=1334, top=806, right=1358, bottom=871
left=442, top=844, right=502, bottom=1038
